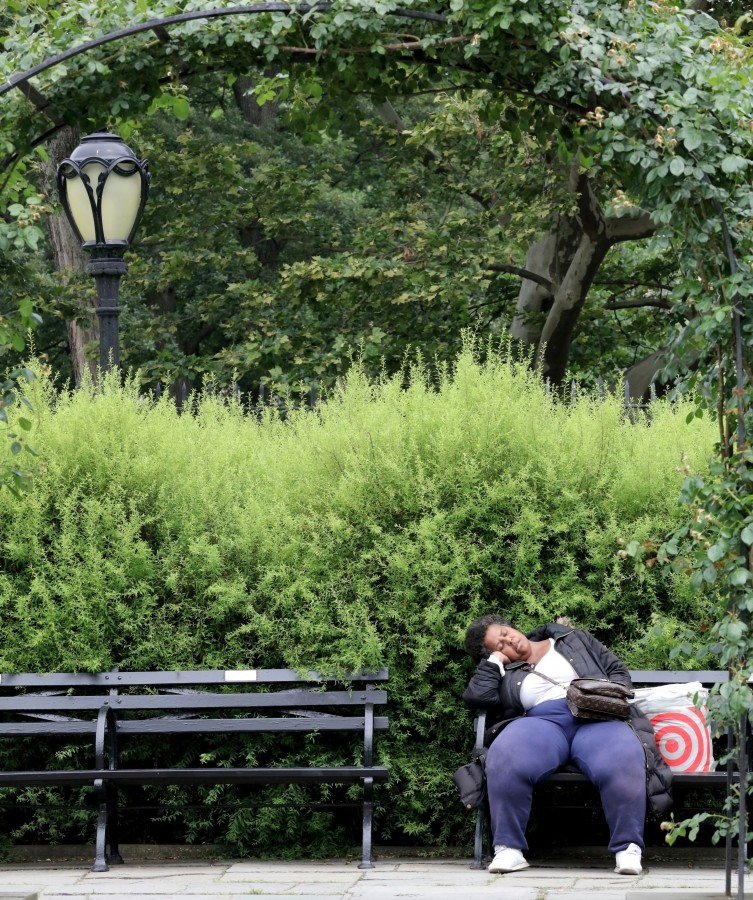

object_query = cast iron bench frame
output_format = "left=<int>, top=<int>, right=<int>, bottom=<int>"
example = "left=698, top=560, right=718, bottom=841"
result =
left=469, top=670, right=744, bottom=893
left=0, top=667, right=389, bottom=872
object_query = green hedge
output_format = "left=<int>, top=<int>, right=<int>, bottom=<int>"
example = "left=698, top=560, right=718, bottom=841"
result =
left=0, top=347, right=716, bottom=854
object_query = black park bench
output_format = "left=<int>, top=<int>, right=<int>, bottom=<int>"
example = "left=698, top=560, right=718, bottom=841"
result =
left=468, top=670, right=745, bottom=893
left=0, top=667, right=389, bottom=872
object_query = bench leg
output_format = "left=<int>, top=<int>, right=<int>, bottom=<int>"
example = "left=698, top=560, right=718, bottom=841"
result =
left=91, top=781, right=124, bottom=871
left=471, top=803, right=486, bottom=870
left=91, top=780, right=110, bottom=872
left=358, top=777, right=375, bottom=869
left=106, top=783, right=124, bottom=866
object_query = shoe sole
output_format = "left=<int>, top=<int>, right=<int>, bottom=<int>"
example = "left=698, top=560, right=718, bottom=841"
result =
left=488, top=861, right=530, bottom=873
left=615, top=866, right=642, bottom=875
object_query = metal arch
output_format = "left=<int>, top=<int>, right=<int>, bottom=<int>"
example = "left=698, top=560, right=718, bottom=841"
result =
left=0, top=2, right=452, bottom=179
left=0, top=2, right=449, bottom=99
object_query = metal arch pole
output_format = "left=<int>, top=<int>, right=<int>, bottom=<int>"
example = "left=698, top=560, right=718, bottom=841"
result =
left=705, top=187, right=749, bottom=900
left=738, top=713, right=747, bottom=900
left=708, top=193, right=746, bottom=452
left=726, top=716, right=734, bottom=897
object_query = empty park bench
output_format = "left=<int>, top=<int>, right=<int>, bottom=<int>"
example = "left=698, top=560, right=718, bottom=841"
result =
left=0, top=667, right=389, bottom=872
left=468, top=670, right=744, bottom=890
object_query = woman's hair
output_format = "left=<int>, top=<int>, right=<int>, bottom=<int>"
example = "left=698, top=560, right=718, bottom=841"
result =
left=464, top=614, right=513, bottom=663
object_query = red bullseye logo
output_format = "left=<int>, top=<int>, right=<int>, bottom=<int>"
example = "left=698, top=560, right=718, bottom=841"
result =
left=650, top=707, right=712, bottom=772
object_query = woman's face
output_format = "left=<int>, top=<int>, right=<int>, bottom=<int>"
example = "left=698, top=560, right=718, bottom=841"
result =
left=483, top=623, right=531, bottom=662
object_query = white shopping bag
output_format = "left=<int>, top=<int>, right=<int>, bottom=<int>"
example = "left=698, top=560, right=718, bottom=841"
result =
left=631, top=682, right=715, bottom=772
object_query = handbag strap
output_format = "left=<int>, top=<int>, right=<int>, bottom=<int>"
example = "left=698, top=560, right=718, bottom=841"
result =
left=530, top=670, right=630, bottom=696
left=525, top=666, right=570, bottom=689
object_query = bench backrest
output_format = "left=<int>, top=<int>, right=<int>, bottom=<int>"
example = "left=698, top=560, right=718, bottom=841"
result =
left=629, top=670, right=729, bottom=686
left=0, top=668, right=389, bottom=750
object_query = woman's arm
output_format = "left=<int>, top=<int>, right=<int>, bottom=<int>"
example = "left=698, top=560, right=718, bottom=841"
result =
left=462, top=659, right=507, bottom=708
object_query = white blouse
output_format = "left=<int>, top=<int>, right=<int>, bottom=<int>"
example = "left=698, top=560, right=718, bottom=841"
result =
left=519, top=638, right=578, bottom=710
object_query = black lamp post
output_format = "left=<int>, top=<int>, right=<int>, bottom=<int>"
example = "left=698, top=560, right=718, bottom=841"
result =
left=57, top=131, right=150, bottom=372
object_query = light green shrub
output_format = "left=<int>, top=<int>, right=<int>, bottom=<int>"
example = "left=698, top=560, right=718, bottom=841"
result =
left=0, top=346, right=716, bottom=852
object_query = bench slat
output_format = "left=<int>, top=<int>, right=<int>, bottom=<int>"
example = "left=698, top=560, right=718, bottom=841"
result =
left=0, top=669, right=389, bottom=688
left=118, top=716, right=389, bottom=735
left=546, top=770, right=731, bottom=785
left=0, top=722, right=96, bottom=735
left=0, top=716, right=391, bottom=736
left=0, top=766, right=390, bottom=786
left=629, top=670, right=729, bottom=684
left=0, top=690, right=387, bottom=712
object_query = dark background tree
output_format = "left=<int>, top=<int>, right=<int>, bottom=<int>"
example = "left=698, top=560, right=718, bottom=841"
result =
left=1, top=78, right=679, bottom=396
left=3, top=0, right=749, bottom=396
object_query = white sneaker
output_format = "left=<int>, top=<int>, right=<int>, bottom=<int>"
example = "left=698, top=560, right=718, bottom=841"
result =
left=614, top=843, right=642, bottom=875
left=488, top=845, right=529, bottom=873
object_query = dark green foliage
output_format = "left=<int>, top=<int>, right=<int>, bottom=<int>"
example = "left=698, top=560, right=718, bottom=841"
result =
left=0, top=346, right=716, bottom=853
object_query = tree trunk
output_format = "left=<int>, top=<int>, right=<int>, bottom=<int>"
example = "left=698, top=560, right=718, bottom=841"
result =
left=233, top=74, right=279, bottom=128
left=512, top=171, right=657, bottom=385
left=511, top=220, right=581, bottom=346
left=233, top=73, right=284, bottom=268
left=41, top=127, right=98, bottom=386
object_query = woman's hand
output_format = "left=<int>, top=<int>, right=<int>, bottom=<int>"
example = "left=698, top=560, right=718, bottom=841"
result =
left=490, top=650, right=511, bottom=666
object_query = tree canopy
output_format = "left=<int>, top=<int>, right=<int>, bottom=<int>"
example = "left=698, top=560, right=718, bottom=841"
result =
left=0, top=0, right=751, bottom=397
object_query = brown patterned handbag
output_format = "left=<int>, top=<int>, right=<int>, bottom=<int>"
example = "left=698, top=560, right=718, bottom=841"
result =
left=531, top=670, right=633, bottom=721
left=565, top=678, right=633, bottom=721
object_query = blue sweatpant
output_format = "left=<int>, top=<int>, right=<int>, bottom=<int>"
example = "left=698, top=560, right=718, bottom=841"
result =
left=486, top=699, right=647, bottom=854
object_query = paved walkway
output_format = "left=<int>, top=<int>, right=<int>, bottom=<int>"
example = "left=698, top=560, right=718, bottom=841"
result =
left=0, top=849, right=747, bottom=900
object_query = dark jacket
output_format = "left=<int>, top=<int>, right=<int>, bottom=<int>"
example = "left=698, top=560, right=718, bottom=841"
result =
left=462, top=623, right=673, bottom=817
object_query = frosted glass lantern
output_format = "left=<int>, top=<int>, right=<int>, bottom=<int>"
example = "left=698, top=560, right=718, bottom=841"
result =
left=57, top=132, right=150, bottom=249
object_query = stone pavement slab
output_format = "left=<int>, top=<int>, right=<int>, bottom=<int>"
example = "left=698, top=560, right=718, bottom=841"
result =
left=627, top=894, right=753, bottom=899
left=0, top=852, right=745, bottom=900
